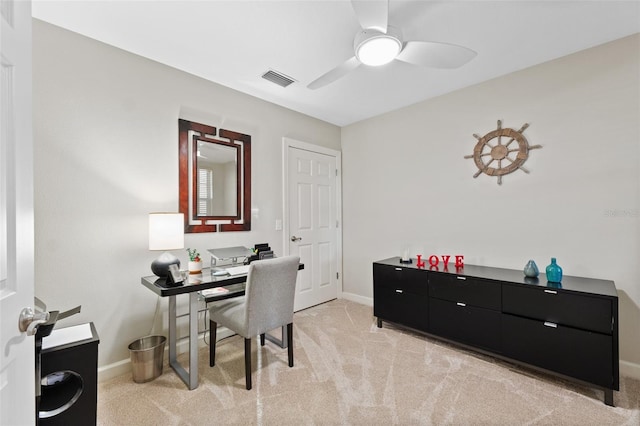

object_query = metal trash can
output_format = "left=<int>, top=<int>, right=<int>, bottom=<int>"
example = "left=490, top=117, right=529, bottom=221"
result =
left=128, top=336, right=166, bottom=383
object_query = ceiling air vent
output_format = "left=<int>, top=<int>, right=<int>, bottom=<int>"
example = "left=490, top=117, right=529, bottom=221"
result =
left=261, top=70, right=296, bottom=88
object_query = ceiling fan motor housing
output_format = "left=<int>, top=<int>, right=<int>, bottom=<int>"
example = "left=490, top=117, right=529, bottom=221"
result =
left=354, top=26, right=403, bottom=66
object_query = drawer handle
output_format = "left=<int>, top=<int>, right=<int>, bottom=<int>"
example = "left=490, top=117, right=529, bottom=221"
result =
left=544, top=321, right=557, bottom=328
left=395, top=268, right=402, bottom=271
left=395, top=289, right=403, bottom=293
left=456, top=276, right=466, bottom=281
left=456, top=302, right=466, bottom=307
left=544, top=290, right=557, bottom=294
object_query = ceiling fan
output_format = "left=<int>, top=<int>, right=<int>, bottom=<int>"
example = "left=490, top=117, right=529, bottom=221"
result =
left=307, top=0, right=477, bottom=90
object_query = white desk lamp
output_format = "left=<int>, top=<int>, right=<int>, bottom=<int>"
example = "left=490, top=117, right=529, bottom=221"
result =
left=149, top=212, right=184, bottom=277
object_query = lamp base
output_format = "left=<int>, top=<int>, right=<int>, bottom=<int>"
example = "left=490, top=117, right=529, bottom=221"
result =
left=151, top=252, right=181, bottom=277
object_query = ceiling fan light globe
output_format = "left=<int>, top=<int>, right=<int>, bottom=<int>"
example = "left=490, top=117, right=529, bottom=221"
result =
left=354, top=28, right=402, bottom=67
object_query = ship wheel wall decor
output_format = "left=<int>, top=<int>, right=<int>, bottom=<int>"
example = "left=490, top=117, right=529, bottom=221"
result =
left=464, top=120, right=542, bottom=185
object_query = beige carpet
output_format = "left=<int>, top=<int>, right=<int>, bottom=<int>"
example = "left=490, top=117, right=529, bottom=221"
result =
left=97, top=299, right=640, bottom=425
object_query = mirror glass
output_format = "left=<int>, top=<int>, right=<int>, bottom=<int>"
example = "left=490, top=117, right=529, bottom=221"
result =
left=195, top=140, right=238, bottom=217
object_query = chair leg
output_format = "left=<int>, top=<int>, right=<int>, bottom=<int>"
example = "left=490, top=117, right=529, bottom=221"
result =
left=260, top=333, right=265, bottom=346
left=209, top=320, right=217, bottom=367
left=244, top=338, right=252, bottom=390
left=287, top=323, right=294, bottom=367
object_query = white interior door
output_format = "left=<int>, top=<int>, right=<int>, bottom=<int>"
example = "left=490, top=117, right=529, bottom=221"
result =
left=1, top=1, right=36, bottom=424
left=285, top=139, right=341, bottom=311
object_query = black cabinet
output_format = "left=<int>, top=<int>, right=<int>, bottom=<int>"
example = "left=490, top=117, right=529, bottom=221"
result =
left=39, top=323, right=100, bottom=425
left=428, top=298, right=502, bottom=352
left=373, top=257, right=619, bottom=406
left=502, top=284, right=613, bottom=334
left=501, top=282, right=616, bottom=393
left=428, top=272, right=502, bottom=352
left=502, top=314, right=613, bottom=388
left=428, top=273, right=501, bottom=311
left=373, top=263, right=428, bottom=331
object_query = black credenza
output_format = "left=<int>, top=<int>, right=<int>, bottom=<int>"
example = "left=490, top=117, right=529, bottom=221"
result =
left=373, top=257, right=619, bottom=406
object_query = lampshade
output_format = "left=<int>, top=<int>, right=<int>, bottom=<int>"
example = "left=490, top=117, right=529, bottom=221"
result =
left=148, top=213, right=184, bottom=277
left=149, top=213, right=184, bottom=251
left=354, top=28, right=402, bottom=66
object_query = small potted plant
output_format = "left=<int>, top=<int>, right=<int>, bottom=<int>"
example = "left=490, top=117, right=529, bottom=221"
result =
left=187, top=249, right=202, bottom=274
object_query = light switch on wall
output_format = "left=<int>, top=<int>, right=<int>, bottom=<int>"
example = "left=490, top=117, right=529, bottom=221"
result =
left=275, top=219, right=282, bottom=231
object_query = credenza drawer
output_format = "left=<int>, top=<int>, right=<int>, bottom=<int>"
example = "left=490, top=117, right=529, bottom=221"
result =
left=428, top=273, right=500, bottom=311
left=502, top=284, right=613, bottom=334
left=373, top=264, right=428, bottom=296
left=429, top=298, right=501, bottom=352
left=503, top=314, right=613, bottom=388
left=374, top=286, right=429, bottom=331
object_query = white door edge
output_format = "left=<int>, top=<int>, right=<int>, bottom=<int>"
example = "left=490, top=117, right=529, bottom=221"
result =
left=1, top=0, right=36, bottom=423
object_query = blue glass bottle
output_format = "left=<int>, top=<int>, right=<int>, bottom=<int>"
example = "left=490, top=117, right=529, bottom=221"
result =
left=546, top=258, right=563, bottom=283
left=523, top=260, right=539, bottom=278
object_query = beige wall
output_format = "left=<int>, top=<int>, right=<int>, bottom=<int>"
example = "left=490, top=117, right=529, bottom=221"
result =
left=32, top=20, right=340, bottom=374
left=341, top=35, right=640, bottom=375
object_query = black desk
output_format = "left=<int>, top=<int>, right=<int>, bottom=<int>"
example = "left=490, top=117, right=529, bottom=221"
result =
left=141, top=264, right=303, bottom=390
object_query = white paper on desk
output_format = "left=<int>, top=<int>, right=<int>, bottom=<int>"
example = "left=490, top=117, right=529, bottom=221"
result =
left=42, top=323, right=93, bottom=350
left=201, top=287, right=229, bottom=296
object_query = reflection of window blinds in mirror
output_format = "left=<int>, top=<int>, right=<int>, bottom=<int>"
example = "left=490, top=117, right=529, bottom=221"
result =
left=198, top=168, right=213, bottom=216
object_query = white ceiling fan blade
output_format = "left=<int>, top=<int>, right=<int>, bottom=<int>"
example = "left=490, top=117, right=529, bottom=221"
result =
left=351, top=0, right=388, bottom=31
left=307, top=56, right=361, bottom=90
left=396, top=41, right=477, bottom=69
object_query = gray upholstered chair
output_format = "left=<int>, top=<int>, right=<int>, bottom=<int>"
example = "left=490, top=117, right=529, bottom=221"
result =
left=208, top=255, right=300, bottom=390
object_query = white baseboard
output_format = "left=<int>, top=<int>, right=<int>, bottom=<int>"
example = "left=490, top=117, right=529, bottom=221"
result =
left=620, top=360, right=640, bottom=380
left=97, top=328, right=235, bottom=383
left=97, top=359, right=131, bottom=382
left=340, top=292, right=372, bottom=307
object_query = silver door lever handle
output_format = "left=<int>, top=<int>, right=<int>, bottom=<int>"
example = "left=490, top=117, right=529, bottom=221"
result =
left=291, top=236, right=302, bottom=242
left=19, top=307, right=50, bottom=336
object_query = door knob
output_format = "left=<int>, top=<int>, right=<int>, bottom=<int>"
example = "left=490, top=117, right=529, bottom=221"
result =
left=290, top=236, right=302, bottom=242
left=19, top=307, right=50, bottom=336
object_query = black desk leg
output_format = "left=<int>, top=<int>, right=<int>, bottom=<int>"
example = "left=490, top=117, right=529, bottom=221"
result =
left=605, top=389, right=614, bottom=406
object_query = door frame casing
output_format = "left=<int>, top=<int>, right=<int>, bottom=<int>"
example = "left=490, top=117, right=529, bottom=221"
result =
left=282, top=138, right=342, bottom=303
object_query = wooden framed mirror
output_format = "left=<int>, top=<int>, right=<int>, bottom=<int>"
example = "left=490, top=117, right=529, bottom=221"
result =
left=178, top=119, right=251, bottom=233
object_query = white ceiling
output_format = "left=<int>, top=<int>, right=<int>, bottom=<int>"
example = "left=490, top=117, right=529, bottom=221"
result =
left=32, top=1, right=640, bottom=127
